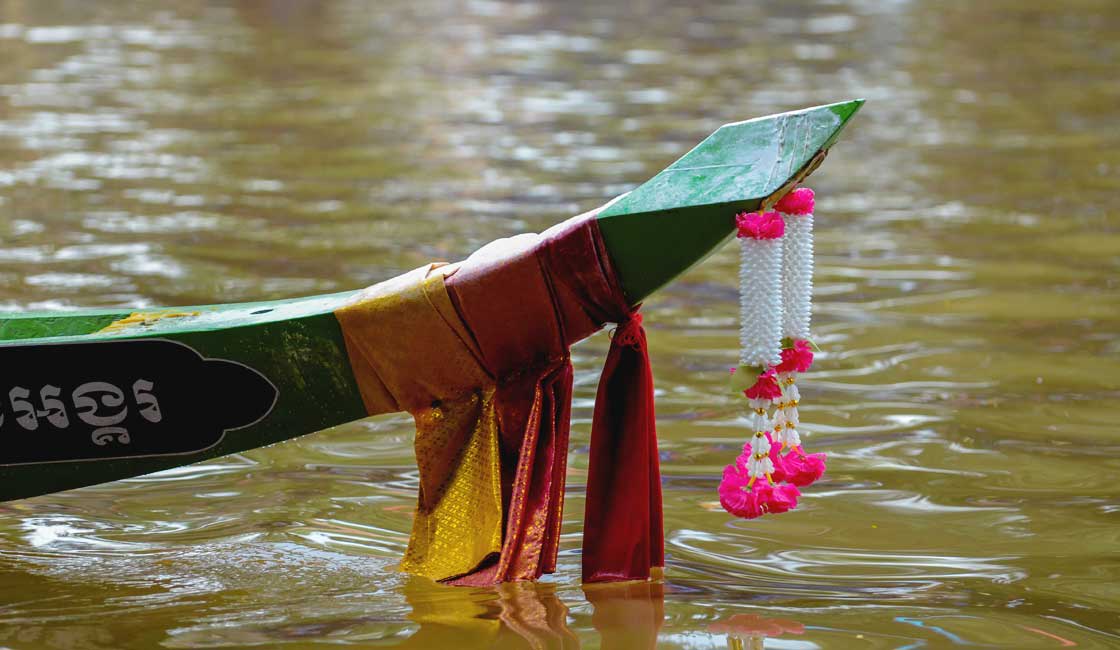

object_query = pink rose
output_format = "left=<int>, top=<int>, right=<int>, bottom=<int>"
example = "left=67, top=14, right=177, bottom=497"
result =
left=776, top=339, right=814, bottom=373
left=735, top=210, right=785, bottom=240
left=744, top=369, right=782, bottom=400
left=775, top=187, right=815, bottom=215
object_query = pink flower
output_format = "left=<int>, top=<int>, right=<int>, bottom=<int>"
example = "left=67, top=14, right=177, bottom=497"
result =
left=718, top=463, right=801, bottom=519
left=737, top=433, right=789, bottom=483
left=775, top=187, right=815, bottom=215
left=720, top=463, right=750, bottom=492
left=735, top=211, right=785, bottom=240
left=776, top=339, right=814, bottom=374
left=744, top=369, right=782, bottom=400
left=762, top=481, right=801, bottom=514
left=767, top=432, right=790, bottom=482
left=782, top=450, right=826, bottom=487
left=719, top=465, right=764, bottom=519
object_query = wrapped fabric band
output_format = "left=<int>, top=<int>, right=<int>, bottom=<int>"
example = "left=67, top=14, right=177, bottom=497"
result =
left=336, top=213, right=664, bottom=584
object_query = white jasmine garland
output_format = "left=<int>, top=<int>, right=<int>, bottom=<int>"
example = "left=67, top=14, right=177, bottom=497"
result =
left=780, top=211, right=814, bottom=341
left=737, top=218, right=785, bottom=367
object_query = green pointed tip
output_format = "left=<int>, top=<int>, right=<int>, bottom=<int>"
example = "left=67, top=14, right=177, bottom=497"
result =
left=597, top=100, right=865, bottom=303
left=822, top=98, right=865, bottom=148
left=827, top=98, right=865, bottom=122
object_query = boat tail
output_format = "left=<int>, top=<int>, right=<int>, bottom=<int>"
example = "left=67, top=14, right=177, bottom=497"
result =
left=0, top=100, right=863, bottom=502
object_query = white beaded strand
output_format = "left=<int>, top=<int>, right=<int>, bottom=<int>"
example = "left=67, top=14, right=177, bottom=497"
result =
left=746, top=397, right=773, bottom=481
left=780, top=210, right=814, bottom=341
left=738, top=236, right=784, bottom=368
left=775, top=188, right=817, bottom=451
left=734, top=209, right=787, bottom=482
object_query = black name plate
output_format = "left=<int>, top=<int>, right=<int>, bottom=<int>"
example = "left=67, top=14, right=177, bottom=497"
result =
left=0, top=339, right=277, bottom=465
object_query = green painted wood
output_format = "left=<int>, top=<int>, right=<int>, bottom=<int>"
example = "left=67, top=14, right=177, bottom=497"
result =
left=598, top=99, right=863, bottom=302
left=0, top=311, right=129, bottom=341
left=0, top=311, right=369, bottom=501
left=0, top=101, right=863, bottom=502
left=0, top=293, right=359, bottom=341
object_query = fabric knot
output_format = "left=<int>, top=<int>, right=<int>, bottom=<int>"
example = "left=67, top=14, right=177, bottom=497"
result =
left=613, top=313, right=645, bottom=348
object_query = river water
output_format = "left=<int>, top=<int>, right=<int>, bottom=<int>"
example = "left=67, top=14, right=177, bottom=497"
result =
left=1, top=1, right=1118, bottom=648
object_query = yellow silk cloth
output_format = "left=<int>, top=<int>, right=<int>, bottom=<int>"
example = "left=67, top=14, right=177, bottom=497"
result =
left=334, top=264, right=503, bottom=580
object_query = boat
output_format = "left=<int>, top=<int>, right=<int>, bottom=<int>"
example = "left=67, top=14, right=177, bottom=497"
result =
left=0, top=100, right=863, bottom=504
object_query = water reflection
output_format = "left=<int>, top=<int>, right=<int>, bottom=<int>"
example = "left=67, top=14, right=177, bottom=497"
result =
left=403, top=578, right=666, bottom=650
left=2, top=0, right=1120, bottom=648
left=584, top=579, right=665, bottom=650
left=402, top=578, right=579, bottom=649
left=709, top=614, right=805, bottom=650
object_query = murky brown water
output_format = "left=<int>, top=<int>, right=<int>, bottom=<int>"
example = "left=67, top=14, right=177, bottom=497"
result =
left=1, top=1, right=1119, bottom=648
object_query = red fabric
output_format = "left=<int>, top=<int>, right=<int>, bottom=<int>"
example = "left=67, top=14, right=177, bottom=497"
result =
left=581, top=314, right=664, bottom=582
left=445, top=213, right=663, bottom=583
left=444, top=228, right=571, bottom=584
left=451, top=362, right=572, bottom=585
left=546, top=217, right=664, bottom=582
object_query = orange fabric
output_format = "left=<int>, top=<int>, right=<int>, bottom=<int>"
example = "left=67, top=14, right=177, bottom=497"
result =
left=334, top=264, right=503, bottom=580
left=334, top=264, right=488, bottom=414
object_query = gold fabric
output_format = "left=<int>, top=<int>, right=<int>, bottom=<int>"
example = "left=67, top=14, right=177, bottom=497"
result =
left=403, top=388, right=502, bottom=578
left=333, top=264, right=489, bottom=414
left=334, top=264, right=503, bottom=580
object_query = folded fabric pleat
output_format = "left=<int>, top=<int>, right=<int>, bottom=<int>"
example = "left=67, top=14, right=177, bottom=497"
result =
left=444, top=229, right=572, bottom=584
left=403, top=387, right=503, bottom=579
left=450, top=363, right=572, bottom=585
left=333, top=264, right=490, bottom=415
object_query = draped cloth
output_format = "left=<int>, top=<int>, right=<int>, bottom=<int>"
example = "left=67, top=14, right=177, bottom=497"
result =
left=334, top=213, right=664, bottom=583
left=581, top=313, right=663, bottom=583
left=334, top=264, right=504, bottom=580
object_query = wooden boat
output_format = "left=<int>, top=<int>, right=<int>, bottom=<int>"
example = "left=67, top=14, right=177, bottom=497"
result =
left=0, top=100, right=863, bottom=502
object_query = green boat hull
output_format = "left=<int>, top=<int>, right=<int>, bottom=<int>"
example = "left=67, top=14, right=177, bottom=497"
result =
left=0, top=100, right=863, bottom=502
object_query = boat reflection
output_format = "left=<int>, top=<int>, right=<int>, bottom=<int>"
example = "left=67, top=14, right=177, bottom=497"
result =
left=398, top=574, right=667, bottom=649
left=399, top=577, right=578, bottom=649
left=708, top=613, right=806, bottom=650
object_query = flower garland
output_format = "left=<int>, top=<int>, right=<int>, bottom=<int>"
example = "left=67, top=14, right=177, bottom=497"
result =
left=774, top=188, right=826, bottom=486
left=719, top=188, right=825, bottom=520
